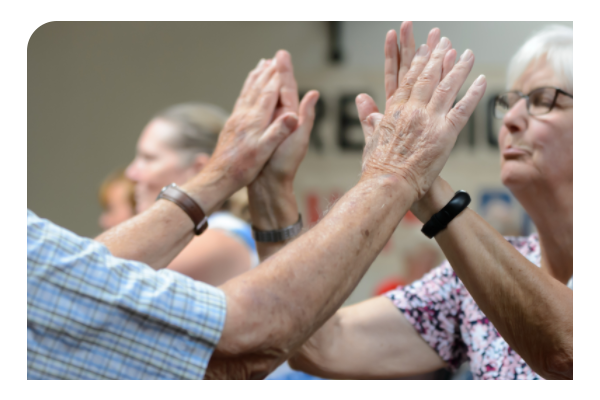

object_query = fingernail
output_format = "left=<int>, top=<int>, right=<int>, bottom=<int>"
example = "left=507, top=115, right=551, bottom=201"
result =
left=417, top=44, right=429, bottom=56
left=438, top=37, right=450, bottom=50
left=257, top=58, right=265, bottom=68
left=283, top=114, right=298, bottom=130
left=460, top=49, right=473, bottom=62
left=311, top=92, right=320, bottom=105
left=475, top=74, right=486, bottom=85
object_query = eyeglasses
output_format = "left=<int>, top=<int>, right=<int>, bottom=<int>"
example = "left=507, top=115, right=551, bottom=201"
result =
left=493, top=87, right=573, bottom=119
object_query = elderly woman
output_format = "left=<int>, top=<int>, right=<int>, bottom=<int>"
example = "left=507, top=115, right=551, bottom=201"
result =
left=288, top=23, right=572, bottom=380
left=125, top=103, right=258, bottom=286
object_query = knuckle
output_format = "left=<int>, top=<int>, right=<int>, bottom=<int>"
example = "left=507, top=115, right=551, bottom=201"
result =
left=417, top=72, right=434, bottom=84
left=401, top=75, right=417, bottom=88
left=445, top=115, right=459, bottom=130
left=435, top=81, right=453, bottom=96
left=453, top=102, right=468, bottom=116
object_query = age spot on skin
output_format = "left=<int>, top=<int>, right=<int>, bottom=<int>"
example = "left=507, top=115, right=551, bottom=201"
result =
left=362, top=229, right=370, bottom=238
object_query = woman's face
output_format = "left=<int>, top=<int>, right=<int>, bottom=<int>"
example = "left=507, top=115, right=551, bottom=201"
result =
left=126, top=118, right=197, bottom=213
left=98, top=180, right=135, bottom=230
left=498, top=58, right=573, bottom=193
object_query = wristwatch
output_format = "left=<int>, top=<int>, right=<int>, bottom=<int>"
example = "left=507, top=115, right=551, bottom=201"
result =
left=156, top=183, right=209, bottom=235
left=252, top=214, right=303, bottom=243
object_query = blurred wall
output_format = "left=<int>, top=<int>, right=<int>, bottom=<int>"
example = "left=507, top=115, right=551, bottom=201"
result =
left=28, top=21, right=572, bottom=304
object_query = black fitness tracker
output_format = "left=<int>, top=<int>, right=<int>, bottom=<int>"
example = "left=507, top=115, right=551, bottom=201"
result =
left=421, top=190, right=471, bottom=238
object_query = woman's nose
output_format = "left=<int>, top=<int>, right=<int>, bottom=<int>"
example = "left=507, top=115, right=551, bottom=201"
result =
left=125, top=160, right=140, bottom=182
left=502, top=98, right=528, bottom=135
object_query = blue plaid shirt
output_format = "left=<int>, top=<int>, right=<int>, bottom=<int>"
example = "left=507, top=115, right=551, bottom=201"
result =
left=27, top=210, right=227, bottom=379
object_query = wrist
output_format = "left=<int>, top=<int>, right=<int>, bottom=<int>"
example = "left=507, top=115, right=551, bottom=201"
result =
left=358, top=173, right=419, bottom=205
left=248, top=177, right=299, bottom=230
left=411, top=178, right=455, bottom=222
left=181, top=165, right=237, bottom=216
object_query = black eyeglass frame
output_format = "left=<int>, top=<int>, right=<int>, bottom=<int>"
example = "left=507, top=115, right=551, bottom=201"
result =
left=493, top=86, right=573, bottom=119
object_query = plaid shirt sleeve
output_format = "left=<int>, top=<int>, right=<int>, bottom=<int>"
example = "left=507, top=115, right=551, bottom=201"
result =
left=27, top=210, right=227, bottom=380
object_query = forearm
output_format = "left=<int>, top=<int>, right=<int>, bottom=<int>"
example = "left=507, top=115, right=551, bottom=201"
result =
left=247, top=178, right=300, bottom=260
left=96, top=168, right=235, bottom=270
left=289, top=296, right=446, bottom=379
left=210, top=175, right=416, bottom=378
left=417, top=179, right=573, bottom=379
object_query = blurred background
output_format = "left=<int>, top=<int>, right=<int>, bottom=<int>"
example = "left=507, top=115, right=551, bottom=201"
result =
left=27, top=21, right=572, bottom=306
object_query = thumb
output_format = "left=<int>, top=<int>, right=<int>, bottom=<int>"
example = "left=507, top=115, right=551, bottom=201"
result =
left=260, top=112, right=299, bottom=150
left=367, top=112, right=384, bottom=133
left=295, top=90, right=320, bottom=142
left=356, top=93, right=380, bottom=142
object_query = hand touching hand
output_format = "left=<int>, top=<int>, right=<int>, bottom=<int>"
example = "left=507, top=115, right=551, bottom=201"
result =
left=202, top=57, right=300, bottom=203
left=248, top=50, right=319, bottom=232
left=256, top=51, right=320, bottom=187
left=359, top=22, right=486, bottom=200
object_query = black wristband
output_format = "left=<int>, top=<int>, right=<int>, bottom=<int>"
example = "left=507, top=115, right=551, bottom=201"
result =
left=421, top=190, right=471, bottom=238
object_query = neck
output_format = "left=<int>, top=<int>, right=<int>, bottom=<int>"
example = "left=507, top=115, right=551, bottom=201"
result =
left=511, top=180, right=572, bottom=284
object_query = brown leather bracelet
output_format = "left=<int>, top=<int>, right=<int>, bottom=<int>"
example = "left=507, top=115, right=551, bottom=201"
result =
left=156, top=183, right=209, bottom=235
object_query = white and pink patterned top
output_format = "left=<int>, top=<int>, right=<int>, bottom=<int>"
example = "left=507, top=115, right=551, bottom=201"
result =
left=385, top=233, right=572, bottom=380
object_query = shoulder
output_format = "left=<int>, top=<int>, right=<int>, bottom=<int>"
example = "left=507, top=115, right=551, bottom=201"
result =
left=208, top=211, right=256, bottom=252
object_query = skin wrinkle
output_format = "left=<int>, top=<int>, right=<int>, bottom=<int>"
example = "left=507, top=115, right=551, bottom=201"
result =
left=289, top=24, right=499, bottom=380
left=211, top=176, right=408, bottom=378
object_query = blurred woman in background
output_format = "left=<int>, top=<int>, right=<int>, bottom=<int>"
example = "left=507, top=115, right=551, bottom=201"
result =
left=98, top=169, right=136, bottom=231
left=126, top=102, right=257, bottom=286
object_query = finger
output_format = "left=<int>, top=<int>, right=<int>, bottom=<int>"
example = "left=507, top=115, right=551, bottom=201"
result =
left=248, top=59, right=278, bottom=104
left=356, top=93, right=380, bottom=141
left=445, top=74, right=487, bottom=134
left=293, top=90, right=320, bottom=144
left=426, top=28, right=441, bottom=52
left=298, top=90, right=320, bottom=126
left=255, top=71, right=282, bottom=124
left=441, top=48, right=457, bottom=81
left=409, top=36, right=452, bottom=105
left=389, top=44, right=431, bottom=107
left=429, top=49, right=476, bottom=114
left=398, top=21, right=416, bottom=86
left=239, top=58, right=268, bottom=99
left=275, top=50, right=299, bottom=115
left=367, top=112, right=384, bottom=133
left=384, top=30, right=400, bottom=100
left=259, top=112, right=299, bottom=150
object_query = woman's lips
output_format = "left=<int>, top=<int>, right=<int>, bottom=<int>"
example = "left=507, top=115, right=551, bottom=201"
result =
left=502, top=147, right=530, bottom=159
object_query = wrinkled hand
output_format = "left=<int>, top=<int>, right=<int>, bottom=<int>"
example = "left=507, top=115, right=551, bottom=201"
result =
left=205, top=57, right=299, bottom=194
left=255, top=51, right=320, bottom=186
left=248, top=50, right=319, bottom=231
left=359, top=22, right=486, bottom=200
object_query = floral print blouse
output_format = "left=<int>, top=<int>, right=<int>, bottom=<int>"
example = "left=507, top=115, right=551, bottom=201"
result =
left=385, top=234, right=572, bottom=380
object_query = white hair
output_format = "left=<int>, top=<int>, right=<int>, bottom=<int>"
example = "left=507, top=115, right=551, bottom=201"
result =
left=506, top=25, right=573, bottom=92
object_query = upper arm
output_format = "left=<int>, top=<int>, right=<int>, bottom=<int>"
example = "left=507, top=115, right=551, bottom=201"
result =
left=167, top=229, right=252, bottom=286
left=288, top=296, right=446, bottom=379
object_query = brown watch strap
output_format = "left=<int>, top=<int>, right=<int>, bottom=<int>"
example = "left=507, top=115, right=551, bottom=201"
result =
left=156, top=183, right=209, bottom=235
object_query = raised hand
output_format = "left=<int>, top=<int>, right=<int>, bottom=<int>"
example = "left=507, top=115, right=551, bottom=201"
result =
left=360, top=24, right=487, bottom=200
left=204, top=57, right=300, bottom=196
left=257, top=51, right=320, bottom=186
left=248, top=50, right=319, bottom=235
left=361, top=22, right=447, bottom=138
